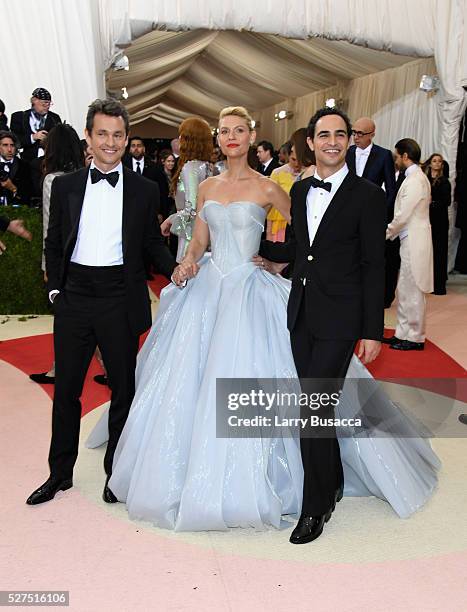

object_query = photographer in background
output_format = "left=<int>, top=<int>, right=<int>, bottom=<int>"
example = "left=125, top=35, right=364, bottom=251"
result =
left=0, top=131, right=32, bottom=206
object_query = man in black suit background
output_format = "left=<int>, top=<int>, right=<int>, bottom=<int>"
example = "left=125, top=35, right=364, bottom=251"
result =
left=0, top=131, right=32, bottom=206
left=346, top=117, right=399, bottom=307
left=257, top=140, right=280, bottom=176
left=26, top=99, right=178, bottom=507
left=123, top=135, right=159, bottom=184
left=260, top=108, right=386, bottom=544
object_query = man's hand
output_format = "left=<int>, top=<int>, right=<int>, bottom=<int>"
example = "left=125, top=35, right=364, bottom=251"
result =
left=160, top=217, right=172, bottom=237
left=8, top=219, right=32, bottom=241
left=33, top=130, right=48, bottom=142
left=357, top=339, right=381, bottom=365
left=0, top=239, right=6, bottom=254
left=252, top=255, right=288, bottom=275
left=0, top=178, right=17, bottom=193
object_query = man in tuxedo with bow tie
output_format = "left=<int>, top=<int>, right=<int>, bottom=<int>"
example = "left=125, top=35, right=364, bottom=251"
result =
left=0, top=131, right=32, bottom=205
left=260, top=107, right=386, bottom=543
left=27, top=99, right=178, bottom=506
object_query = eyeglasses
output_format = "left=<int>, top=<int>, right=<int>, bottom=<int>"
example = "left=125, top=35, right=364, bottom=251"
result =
left=351, top=130, right=374, bottom=137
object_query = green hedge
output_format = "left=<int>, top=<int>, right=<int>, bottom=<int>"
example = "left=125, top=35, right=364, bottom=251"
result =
left=0, top=205, right=50, bottom=314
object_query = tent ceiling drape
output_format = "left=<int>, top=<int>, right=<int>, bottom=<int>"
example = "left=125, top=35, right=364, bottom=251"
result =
left=107, top=29, right=413, bottom=127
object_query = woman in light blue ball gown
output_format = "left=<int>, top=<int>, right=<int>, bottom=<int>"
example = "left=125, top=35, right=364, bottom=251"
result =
left=88, top=106, right=440, bottom=532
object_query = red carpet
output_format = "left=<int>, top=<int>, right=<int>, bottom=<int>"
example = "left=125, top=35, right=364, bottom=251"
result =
left=1, top=278, right=466, bottom=414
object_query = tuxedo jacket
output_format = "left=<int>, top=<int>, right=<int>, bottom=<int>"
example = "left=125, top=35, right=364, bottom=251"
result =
left=45, top=166, right=176, bottom=335
left=346, top=144, right=396, bottom=214
left=122, top=155, right=161, bottom=213
left=260, top=172, right=386, bottom=340
left=0, top=156, right=32, bottom=205
left=10, top=109, right=62, bottom=162
left=386, top=166, right=433, bottom=293
left=259, top=158, right=280, bottom=176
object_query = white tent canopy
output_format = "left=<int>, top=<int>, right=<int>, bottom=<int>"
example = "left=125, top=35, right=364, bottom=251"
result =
left=2, top=0, right=467, bottom=170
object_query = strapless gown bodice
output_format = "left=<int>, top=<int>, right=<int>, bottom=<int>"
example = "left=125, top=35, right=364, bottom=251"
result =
left=199, top=201, right=266, bottom=274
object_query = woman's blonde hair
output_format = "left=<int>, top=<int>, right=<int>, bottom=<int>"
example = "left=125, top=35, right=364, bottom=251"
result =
left=219, top=106, right=254, bottom=131
left=171, top=116, right=213, bottom=195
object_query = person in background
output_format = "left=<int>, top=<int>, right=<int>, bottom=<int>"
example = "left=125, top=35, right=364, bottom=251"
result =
left=385, top=139, right=433, bottom=351
left=424, top=153, right=451, bottom=295
left=289, top=128, right=316, bottom=179
left=161, top=118, right=213, bottom=262
left=29, top=124, right=85, bottom=385
left=0, top=214, right=32, bottom=254
left=278, top=142, right=290, bottom=166
left=268, top=142, right=300, bottom=241
left=0, top=130, right=32, bottom=206
left=154, top=149, right=176, bottom=220
left=257, top=140, right=280, bottom=176
left=0, top=99, right=8, bottom=130
left=123, top=136, right=159, bottom=185
left=211, top=145, right=227, bottom=175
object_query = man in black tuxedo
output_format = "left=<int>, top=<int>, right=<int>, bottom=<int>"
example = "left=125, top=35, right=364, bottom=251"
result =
left=26, top=99, right=179, bottom=506
left=257, top=140, right=280, bottom=176
left=346, top=117, right=398, bottom=307
left=0, top=131, right=32, bottom=206
left=10, top=88, right=62, bottom=163
left=260, top=108, right=386, bottom=544
left=123, top=136, right=160, bottom=184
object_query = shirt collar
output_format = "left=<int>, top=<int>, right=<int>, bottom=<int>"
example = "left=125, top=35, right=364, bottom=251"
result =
left=263, top=158, right=273, bottom=169
left=356, top=143, right=373, bottom=156
left=90, top=161, right=123, bottom=175
left=405, top=163, right=419, bottom=177
left=315, top=163, right=349, bottom=187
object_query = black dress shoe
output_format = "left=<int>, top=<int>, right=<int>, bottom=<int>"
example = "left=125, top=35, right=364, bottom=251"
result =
left=93, top=374, right=109, bottom=386
left=381, top=335, right=400, bottom=345
left=103, top=476, right=118, bottom=503
left=289, top=510, right=332, bottom=544
left=390, top=339, right=424, bottom=351
left=26, top=477, right=73, bottom=505
left=29, top=372, right=55, bottom=384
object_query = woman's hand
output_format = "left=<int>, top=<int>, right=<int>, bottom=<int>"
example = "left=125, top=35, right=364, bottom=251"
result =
left=160, top=217, right=172, bottom=237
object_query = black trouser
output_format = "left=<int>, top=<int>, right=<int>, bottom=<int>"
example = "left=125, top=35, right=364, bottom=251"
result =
left=290, top=299, right=356, bottom=517
left=384, top=237, right=400, bottom=308
left=430, top=207, right=449, bottom=293
left=49, top=264, right=139, bottom=480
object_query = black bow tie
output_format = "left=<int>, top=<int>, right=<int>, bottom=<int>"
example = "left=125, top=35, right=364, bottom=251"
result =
left=90, top=167, right=119, bottom=187
left=309, top=176, right=332, bottom=192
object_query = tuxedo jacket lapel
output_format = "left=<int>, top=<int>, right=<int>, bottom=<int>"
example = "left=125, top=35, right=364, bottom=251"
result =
left=312, top=172, right=357, bottom=246
left=64, top=168, right=88, bottom=255
left=122, top=167, right=135, bottom=260
left=362, top=146, right=378, bottom=179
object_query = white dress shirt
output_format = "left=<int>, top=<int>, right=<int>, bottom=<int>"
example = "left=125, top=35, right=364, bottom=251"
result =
left=29, top=111, right=46, bottom=157
left=70, top=162, right=124, bottom=266
left=398, top=163, right=418, bottom=241
left=355, top=143, right=373, bottom=177
left=132, top=157, right=143, bottom=174
left=262, top=158, right=273, bottom=173
left=306, top=164, right=349, bottom=245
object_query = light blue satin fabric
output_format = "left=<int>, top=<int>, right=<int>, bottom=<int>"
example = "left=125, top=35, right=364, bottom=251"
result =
left=88, top=201, right=440, bottom=531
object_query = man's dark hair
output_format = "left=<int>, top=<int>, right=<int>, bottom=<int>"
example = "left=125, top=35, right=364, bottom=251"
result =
left=257, top=140, right=274, bottom=155
left=0, top=99, right=5, bottom=114
left=307, top=107, right=352, bottom=140
left=0, top=130, right=18, bottom=147
left=128, top=135, right=144, bottom=146
left=86, top=98, right=130, bottom=134
left=395, top=138, right=421, bottom=164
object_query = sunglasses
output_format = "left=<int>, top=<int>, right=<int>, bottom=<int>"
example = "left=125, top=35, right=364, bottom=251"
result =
left=351, top=130, right=374, bottom=137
